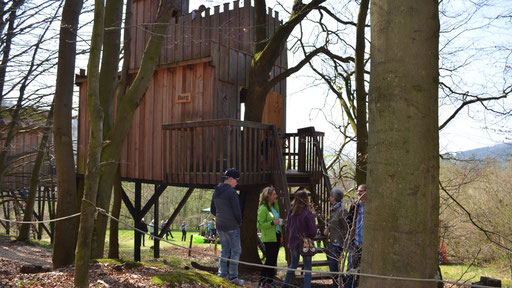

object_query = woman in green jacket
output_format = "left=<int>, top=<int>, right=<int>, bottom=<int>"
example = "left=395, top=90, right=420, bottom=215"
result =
left=257, top=187, right=282, bottom=288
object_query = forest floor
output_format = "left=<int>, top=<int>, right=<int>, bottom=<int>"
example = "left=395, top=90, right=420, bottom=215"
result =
left=1, top=233, right=499, bottom=287
left=0, top=234, right=265, bottom=287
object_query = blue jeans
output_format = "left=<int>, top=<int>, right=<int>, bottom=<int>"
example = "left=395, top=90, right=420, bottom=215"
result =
left=347, top=244, right=361, bottom=271
left=344, top=244, right=361, bottom=288
left=217, top=229, right=242, bottom=280
left=327, top=243, right=343, bottom=273
left=282, top=249, right=312, bottom=288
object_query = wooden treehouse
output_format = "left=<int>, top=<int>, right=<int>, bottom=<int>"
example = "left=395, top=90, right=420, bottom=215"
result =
left=0, top=110, right=56, bottom=240
left=76, top=0, right=332, bottom=260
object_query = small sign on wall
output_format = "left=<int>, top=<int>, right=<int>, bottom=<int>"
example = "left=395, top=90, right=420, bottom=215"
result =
left=176, top=93, right=192, bottom=103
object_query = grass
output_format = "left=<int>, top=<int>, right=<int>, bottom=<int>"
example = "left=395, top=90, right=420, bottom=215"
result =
left=440, top=264, right=512, bottom=287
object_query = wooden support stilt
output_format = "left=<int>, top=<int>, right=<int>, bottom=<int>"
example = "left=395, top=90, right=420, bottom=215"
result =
left=134, top=182, right=142, bottom=262
left=154, top=184, right=160, bottom=259
left=37, top=186, right=44, bottom=239
left=48, top=186, right=56, bottom=243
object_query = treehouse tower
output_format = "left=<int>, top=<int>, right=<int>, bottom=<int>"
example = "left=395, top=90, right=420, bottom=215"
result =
left=76, top=0, right=331, bottom=262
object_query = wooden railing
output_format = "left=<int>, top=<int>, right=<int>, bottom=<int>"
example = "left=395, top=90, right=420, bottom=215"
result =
left=162, top=119, right=277, bottom=186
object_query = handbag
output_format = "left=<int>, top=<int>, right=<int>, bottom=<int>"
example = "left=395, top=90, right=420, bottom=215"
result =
left=300, top=236, right=317, bottom=256
left=293, top=216, right=317, bottom=256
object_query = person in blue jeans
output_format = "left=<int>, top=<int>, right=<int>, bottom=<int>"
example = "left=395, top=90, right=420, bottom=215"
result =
left=210, top=168, right=245, bottom=286
left=282, top=190, right=317, bottom=288
left=344, top=184, right=366, bottom=288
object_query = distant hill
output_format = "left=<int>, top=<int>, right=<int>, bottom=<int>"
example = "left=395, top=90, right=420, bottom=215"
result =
left=453, top=143, right=512, bottom=162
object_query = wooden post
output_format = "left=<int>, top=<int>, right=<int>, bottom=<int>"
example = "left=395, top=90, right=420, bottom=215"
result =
left=134, top=182, right=142, bottom=262
left=0, top=190, right=9, bottom=234
left=188, top=234, right=194, bottom=256
left=48, top=186, right=56, bottom=243
left=154, top=184, right=160, bottom=259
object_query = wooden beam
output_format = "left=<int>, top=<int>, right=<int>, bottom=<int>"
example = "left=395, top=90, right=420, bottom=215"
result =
left=33, top=211, right=52, bottom=239
left=158, top=187, right=194, bottom=238
left=140, top=183, right=167, bottom=217
left=121, top=189, right=136, bottom=218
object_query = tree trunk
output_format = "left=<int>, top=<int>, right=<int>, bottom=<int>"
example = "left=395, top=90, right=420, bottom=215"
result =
left=360, top=1, right=440, bottom=288
left=0, top=5, right=20, bottom=106
left=108, top=167, right=122, bottom=259
left=107, top=0, right=132, bottom=260
left=18, top=104, right=54, bottom=241
left=355, top=0, right=369, bottom=186
left=52, top=0, right=82, bottom=269
left=74, top=0, right=104, bottom=286
left=91, top=0, right=179, bottom=259
left=239, top=186, right=263, bottom=264
left=90, top=0, right=123, bottom=260
left=0, top=1, right=58, bottom=196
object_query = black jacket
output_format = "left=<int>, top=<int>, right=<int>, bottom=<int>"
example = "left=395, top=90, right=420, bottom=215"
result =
left=210, top=183, right=242, bottom=232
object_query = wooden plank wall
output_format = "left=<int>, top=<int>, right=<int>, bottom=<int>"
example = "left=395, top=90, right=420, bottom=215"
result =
left=210, top=44, right=286, bottom=125
left=130, top=0, right=287, bottom=71
left=76, top=62, right=215, bottom=181
left=1, top=127, right=52, bottom=190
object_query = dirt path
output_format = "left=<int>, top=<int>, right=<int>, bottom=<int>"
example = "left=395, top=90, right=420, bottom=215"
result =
left=0, top=234, right=52, bottom=267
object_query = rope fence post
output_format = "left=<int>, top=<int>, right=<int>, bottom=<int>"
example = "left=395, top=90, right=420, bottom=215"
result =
left=188, top=234, right=194, bottom=256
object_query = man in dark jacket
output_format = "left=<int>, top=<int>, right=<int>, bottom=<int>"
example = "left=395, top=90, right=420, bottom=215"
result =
left=210, top=168, right=244, bottom=286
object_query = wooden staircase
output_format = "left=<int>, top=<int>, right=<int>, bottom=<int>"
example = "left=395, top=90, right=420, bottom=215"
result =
left=279, top=127, right=334, bottom=282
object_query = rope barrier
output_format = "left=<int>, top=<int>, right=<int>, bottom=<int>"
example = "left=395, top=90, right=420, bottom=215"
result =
left=0, top=206, right=501, bottom=288
left=95, top=209, right=498, bottom=288
left=0, top=212, right=80, bottom=224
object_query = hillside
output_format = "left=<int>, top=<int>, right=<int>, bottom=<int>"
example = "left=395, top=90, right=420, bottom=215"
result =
left=453, top=143, right=512, bottom=162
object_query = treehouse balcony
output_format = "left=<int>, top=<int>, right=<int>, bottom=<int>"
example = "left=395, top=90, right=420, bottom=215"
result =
left=162, top=119, right=278, bottom=187
left=162, top=120, right=329, bottom=191
left=162, top=119, right=331, bottom=221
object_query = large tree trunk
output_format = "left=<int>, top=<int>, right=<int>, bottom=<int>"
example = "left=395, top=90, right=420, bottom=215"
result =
left=360, top=1, right=440, bottom=288
left=355, top=0, right=369, bottom=186
left=91, top=0, right=179, bottom=259
left=18, top=104, right=54, bottom=241
left=74, top=0, right=105, bottom=286
left=52, top=0, right=82, bottom=268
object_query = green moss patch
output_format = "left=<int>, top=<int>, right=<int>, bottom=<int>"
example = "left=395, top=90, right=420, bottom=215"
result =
left=152, top=270, right=235, bottom=287
left=92, top=258, right=143, bottom=269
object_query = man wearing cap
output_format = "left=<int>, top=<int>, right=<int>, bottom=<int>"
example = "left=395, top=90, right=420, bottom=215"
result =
left=324, top=188, right=349, bottom=286
left=210, top=168, right=244, bottom=286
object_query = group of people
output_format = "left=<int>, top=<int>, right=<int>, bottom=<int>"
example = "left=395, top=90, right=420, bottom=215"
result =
left=210, top=167, right=367, bottom=288
left=148, top=219, right=174, bottom=241
left=200, top=218, right=217, bottom=238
